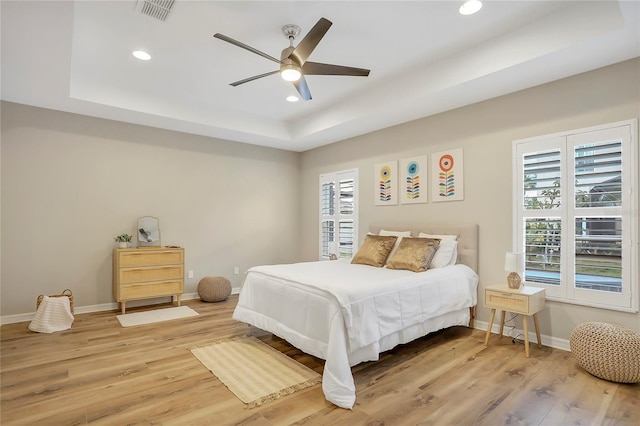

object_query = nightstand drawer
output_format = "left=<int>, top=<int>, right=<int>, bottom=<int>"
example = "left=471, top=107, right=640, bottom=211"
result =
left=485, top=289, right=530, bottom=314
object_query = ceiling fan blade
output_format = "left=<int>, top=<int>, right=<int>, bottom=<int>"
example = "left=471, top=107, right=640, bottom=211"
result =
left=230, top=70, right=280, bottom=87
left=293, top=76, right=312, bottom=101
left=302, top=61, right=370, bottom=77
left=214, top=33, right=282, bottom=64
left=288, top=17, right=332, bottom=66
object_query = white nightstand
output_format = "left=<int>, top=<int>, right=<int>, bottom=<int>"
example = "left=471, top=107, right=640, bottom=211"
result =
left=483, top=284, right=546, bottom=357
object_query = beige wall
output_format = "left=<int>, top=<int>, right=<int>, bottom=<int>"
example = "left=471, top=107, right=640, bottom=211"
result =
left=1, top=102, right=301, bottom=316
left=2, top=59, right=638, bottom=341
left=299, top=58, right=640, bottom=341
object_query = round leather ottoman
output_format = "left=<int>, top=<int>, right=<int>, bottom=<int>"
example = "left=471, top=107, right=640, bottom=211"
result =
left=570, top=321, right=640, bottom=383
left=198, top=276, right=231, bottom=302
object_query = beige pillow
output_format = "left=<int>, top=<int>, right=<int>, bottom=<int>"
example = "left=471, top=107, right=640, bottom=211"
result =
left=378, top=229, right=412, bottom=263
left=386, top=237, right=441, bottom=272
left=351, top=234, right=398, bottom=267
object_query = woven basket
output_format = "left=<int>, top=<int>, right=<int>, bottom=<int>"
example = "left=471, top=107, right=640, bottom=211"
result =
left=198, top=277, right=231, bottom=302
left=570, top=321, right=640, bottom=383
left=36, top=289, right=74, bottom=314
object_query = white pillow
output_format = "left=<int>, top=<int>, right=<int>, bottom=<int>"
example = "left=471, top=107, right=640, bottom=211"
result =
left=379, top=229, right=412, bottom=262
left=449, top=242, right=458, bottom=266
left=418, top=233, right=458, bottom=268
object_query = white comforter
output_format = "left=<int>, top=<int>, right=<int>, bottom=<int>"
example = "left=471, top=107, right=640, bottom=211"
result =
left=233, top=259, right=478, bottom=409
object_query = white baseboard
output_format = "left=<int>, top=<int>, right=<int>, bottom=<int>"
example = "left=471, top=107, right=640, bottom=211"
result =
left=0, top=287, right=241, bottom=325
left=474, top=319, right=570, bottom=352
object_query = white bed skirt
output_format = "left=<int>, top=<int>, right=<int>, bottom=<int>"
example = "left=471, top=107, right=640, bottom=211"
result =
left=234, top=287, right=472, bottom=409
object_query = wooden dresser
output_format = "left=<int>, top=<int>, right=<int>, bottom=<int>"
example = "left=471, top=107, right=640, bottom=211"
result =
left=113, top=247, right=184, bottom=314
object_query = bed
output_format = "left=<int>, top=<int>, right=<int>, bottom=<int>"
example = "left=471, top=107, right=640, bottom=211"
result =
left=232, top=224, right=479, bottom=409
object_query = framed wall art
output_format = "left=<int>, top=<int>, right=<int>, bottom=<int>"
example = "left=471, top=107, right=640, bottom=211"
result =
left=431, top=148, right=464, bottom=202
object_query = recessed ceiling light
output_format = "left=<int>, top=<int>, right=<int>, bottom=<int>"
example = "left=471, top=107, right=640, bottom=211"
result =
left=132, top=50, right=151, bottom=61
left=459, top=0, right=482, bottom=16
left=286, top=95, right=299, bottom=102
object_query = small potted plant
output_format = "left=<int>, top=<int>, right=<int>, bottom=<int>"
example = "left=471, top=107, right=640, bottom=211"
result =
left=114, top=233, right=133, bottom=248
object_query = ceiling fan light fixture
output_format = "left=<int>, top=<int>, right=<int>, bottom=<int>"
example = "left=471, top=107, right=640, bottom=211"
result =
left=459, top=0, right=482, bottom=15
left=281, top=63, right=301, bottom=82
left=286, top=95, right=299, bottom=102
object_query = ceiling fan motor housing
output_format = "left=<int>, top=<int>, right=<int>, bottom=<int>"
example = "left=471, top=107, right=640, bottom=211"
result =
left=281, top=46, right=295, bottom=62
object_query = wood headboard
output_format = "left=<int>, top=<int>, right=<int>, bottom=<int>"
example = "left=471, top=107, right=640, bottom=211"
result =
left=369, top=224, right=479, bottom=273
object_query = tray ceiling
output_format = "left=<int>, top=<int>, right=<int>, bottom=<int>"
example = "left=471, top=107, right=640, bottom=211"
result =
left=2, top=1, right=639, bottom=152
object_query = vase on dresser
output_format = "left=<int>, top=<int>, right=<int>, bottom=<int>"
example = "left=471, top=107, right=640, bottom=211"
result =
left=118, top=242, right=129, bottom=248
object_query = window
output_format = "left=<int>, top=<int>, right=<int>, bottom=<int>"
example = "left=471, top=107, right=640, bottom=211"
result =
left=513, top=120, right=638, bottom=312
left=319, top=169, right=358, bottom=260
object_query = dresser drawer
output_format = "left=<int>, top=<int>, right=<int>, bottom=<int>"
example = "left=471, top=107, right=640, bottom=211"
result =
left=119, top=265, right=184, bottom=284
left=120, top=280, right=184, bottom=300
left=118, top=250, right=184, bottom=267
left=485, top=289, right=530, bottom=314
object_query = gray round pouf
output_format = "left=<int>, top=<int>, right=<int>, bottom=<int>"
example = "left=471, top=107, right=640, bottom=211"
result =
left=198, top=276, right=231, bottom=302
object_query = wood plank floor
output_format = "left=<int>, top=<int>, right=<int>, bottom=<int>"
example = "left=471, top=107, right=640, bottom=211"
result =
left=2, top=296, right=638, bottom=425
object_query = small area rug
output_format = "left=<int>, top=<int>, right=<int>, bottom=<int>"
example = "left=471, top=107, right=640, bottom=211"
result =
left=116, top=306, right=199, bottom=327
left=190, top=335, right=321, bottom=408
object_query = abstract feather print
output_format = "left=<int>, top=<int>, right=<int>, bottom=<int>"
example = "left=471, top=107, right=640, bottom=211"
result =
left=438, top=154, right=455, bottom=198
left=379, top=165, right=392, bottom=202
left=405, top=161, right=420, bottom=200
left=375, top=161, right=397, bottom=205
left=400, top=156, right=427, bottom=204
left=431, top=149, right=464, bottom=202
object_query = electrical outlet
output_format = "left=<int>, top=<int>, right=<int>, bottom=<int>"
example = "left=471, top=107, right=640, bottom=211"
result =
left=234, top=267, right=239, bottom=275
left=188, top=270, right=194, bottom=279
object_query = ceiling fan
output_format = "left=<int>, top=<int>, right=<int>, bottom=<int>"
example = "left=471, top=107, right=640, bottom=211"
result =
left=213, top=17, right=370, bottom=101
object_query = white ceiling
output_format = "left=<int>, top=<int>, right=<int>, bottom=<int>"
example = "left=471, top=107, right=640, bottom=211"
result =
left=2, top=1, right=639, bottom=152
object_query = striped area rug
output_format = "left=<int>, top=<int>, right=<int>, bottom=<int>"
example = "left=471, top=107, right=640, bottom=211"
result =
left=191, top=335, right=321, bottom=408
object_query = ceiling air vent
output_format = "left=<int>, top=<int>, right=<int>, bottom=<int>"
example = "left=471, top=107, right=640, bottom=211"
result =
left=135, top=0, right=175, bottom=21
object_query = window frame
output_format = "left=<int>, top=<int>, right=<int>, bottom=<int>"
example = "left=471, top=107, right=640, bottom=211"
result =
left=512, top=119, right=638, bottom=312
left=319, top=169, right=359, bottom=260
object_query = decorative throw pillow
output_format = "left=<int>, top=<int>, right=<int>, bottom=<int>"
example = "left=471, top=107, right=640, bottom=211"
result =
left=386, top=237, right=441, bottom=272
left=379, top=229, right=412, bottom=262
left=351, top=234, right=398, bottom=267
left=418, top=233, right=458, bottom=268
